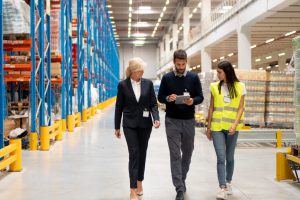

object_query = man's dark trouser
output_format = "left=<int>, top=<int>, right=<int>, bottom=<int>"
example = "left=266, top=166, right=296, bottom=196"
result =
left=165, top=117, right=195, bottom=192
left=123, top=127, right=152, bottom=189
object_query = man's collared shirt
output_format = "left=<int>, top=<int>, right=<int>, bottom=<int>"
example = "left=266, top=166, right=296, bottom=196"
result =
left=131, top=78, right=141, bottom=102
left=174, top=69, right=188, bottom=77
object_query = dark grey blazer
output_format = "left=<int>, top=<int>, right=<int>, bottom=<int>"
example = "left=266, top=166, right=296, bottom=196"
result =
left=114, top=78, right=159, bottom=129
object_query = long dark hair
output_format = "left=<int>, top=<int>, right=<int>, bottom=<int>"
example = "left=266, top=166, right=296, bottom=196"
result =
left=217, top=61, right=239, bottom=99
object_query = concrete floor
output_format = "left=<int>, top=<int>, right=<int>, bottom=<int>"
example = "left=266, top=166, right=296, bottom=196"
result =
left=0, top=105, right=300, bottom=200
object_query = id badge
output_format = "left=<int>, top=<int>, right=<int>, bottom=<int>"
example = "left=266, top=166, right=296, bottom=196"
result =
left=223, top=96, right=231, bottom=103
left=183, top=92, right=190, bottom=96
left=143, top=110, right=150, bottom=118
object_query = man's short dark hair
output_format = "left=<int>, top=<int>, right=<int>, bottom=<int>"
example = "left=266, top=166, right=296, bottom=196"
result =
left=173, top=49, right=187, bottom=61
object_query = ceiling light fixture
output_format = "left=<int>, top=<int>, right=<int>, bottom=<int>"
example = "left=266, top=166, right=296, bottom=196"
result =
left=189, top=14, right=193, bottom=18
left=228, top=53, right=234, bottom=57
left=266, top=66, right=271, bottom=69
left=198, top=2, right=202, bottom=7
left=152, top=2, right=169, bottom=37
left=223, top=6, right=233, bottom=10
left=233, top=65, right=236, bottom=68
left=106, top=5, right=112, bottom=8
left=220, top=56, right=225, bottom=60
left=285, top=30, right=296, bottom=36
left=259, top=67, right=263, bottom=70
left=139, top=6, right=151, bottom=11
left=213, top=59, right=218, bottom=63
left=278, top=52, right=286, bottom=57
left=251, top=45, right=256, bottom=49
left=255, top=58, right=261, bottom=62
left=193, top=8, right=197, bottom=13
left=266, top=56, right=272, bottom=59
left=129, top=0, right=132, bottom=5
left=265, top=38, right=274, bottom=43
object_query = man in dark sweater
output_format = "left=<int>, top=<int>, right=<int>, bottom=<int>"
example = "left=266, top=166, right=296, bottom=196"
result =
left=158, top=49, right=203, bottom=200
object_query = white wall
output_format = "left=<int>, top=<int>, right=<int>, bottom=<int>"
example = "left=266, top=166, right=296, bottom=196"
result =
left=119, top=44, right=158, bottom=80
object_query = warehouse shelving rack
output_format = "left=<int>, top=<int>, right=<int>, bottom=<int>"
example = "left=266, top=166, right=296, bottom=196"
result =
left=1, top=0, right=119, bottom=152
left=0, top=0, right=4, bottom=150
left=29, top=0, right=53, bottom=150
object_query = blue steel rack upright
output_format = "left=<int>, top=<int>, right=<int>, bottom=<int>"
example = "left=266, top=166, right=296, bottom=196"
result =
left=77, top=0, right=84, bottom=113
left=87, top=0, right=92, bottom=108
left=60, top=0, right=73, bottom=130
left=66, top=0, right=73, bottom=120
left=29, top=0, right=52, bottom=150
left=60, top=0, right=67, bottom=130
left=0, top=0, right=4, bottom=150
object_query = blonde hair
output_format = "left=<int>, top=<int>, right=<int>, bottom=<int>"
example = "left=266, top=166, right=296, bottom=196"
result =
left=125, top=57, right=146, bottom=78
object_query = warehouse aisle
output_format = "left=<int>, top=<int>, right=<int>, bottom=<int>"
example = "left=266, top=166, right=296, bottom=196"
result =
left=0, top=105, right=300, bottom=200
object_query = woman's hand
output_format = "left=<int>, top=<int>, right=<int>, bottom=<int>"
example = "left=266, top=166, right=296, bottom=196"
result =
left=229, top=124, right=237, bottom=135
left=206, top=128, right=212, bottom=141
left=153, top=120, right=160, bottom=128
left=115, top=129, right=121, bottom=139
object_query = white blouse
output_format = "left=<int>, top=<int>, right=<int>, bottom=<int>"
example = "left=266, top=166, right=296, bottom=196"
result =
left=131, top=79, right=141, bottom=102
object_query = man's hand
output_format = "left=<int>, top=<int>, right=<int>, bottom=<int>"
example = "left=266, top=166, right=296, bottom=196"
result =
left=183, top=98, right=193, bottom=106
left=153, top=120, right=160, bottom=128
left=167, top=94, right=177, bottom=102
left=115, top=129, right=121, bottom=138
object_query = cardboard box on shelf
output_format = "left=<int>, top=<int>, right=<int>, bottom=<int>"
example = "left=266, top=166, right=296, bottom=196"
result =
left=51, top=62, right=61, bottom=76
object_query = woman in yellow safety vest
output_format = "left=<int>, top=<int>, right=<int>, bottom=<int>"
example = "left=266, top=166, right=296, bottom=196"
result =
left=206, top=61, right=246, bottom=200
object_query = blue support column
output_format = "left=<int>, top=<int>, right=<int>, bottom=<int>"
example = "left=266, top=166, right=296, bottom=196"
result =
left=87, top=0, right=92, bottom=108
left=60, top=0, right=66, bottom=121
left=67, top=0, right=73, bottom=115
left=77, top=0, right=84, bottom=112
left=0, top=0, right=4, bottom=149
left=30, top=0, right=37, bottom=134
left=46, top=9, right=52, bottom=125
left=38, top=0, right=46, bottom=126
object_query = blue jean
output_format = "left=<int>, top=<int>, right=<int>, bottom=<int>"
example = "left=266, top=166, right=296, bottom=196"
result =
left=212, top=130, right=239, bottom=188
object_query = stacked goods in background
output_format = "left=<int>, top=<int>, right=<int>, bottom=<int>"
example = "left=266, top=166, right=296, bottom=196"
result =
left=265, top=71, right=295, bottom=128
left=3, top=0, right=30, bottom=35
left=234, top=70, right=267, bottom=127
left=293, top=36, right=300, bottom=146
left=196, top=71, right=216, bottom=118
left=3, top=0, right=31, bottom=137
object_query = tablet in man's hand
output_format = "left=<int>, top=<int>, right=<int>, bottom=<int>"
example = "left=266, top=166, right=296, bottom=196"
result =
left=175, top=95, right=190, bottom=104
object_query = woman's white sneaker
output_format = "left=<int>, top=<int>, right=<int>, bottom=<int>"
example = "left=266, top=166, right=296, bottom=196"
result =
left=226, top=183, right=233, bottom=195
left=216, top=188, right=228, bottom=200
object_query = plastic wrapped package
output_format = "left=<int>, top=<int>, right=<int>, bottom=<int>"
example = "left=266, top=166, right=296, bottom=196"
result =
left=293, top=36, right=300, bottom=145
left=3, top=0, right=30, bottom=35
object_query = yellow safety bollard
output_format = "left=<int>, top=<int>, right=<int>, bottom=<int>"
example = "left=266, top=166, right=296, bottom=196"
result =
left=82, top=109, right=88, bottom=122
left=75, top=112, right=81, bottom=127
left=9, top=138, right=22, bottom=172
left=276, top=152, right=296, bottom=181
left=40, top=126, right=50, bottom=151
left=55, top=120, right=63, bottom=141
left=62, top=119, right=67, bottom=132
left=29, top=132, right=38, bottom=151
left=67, top=115, right=75, bottom=132
left=276, top=129, right=282, bottom=148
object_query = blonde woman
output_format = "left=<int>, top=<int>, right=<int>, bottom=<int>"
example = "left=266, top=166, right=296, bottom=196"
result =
left=114, top=57, right=160, bottom=200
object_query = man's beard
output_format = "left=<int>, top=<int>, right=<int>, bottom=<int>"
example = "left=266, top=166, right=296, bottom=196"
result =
left=176, top=68, right=185, bottom=74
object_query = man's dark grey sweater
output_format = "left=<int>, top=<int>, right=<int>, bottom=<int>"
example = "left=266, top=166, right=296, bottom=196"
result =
left=158, top=71, right=204, bottom=119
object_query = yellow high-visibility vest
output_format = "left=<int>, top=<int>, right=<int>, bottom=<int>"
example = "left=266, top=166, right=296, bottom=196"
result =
left=210, top=81, right=245, bottom=131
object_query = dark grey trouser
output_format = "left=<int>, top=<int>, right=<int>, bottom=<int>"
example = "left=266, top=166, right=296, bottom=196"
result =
left=165, top=117, right=195, bottom=192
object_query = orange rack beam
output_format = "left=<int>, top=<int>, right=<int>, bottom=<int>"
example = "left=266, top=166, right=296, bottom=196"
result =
left=3, top=40, right=32, bottom=52
left=4, top=63, right=32, bottom=71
